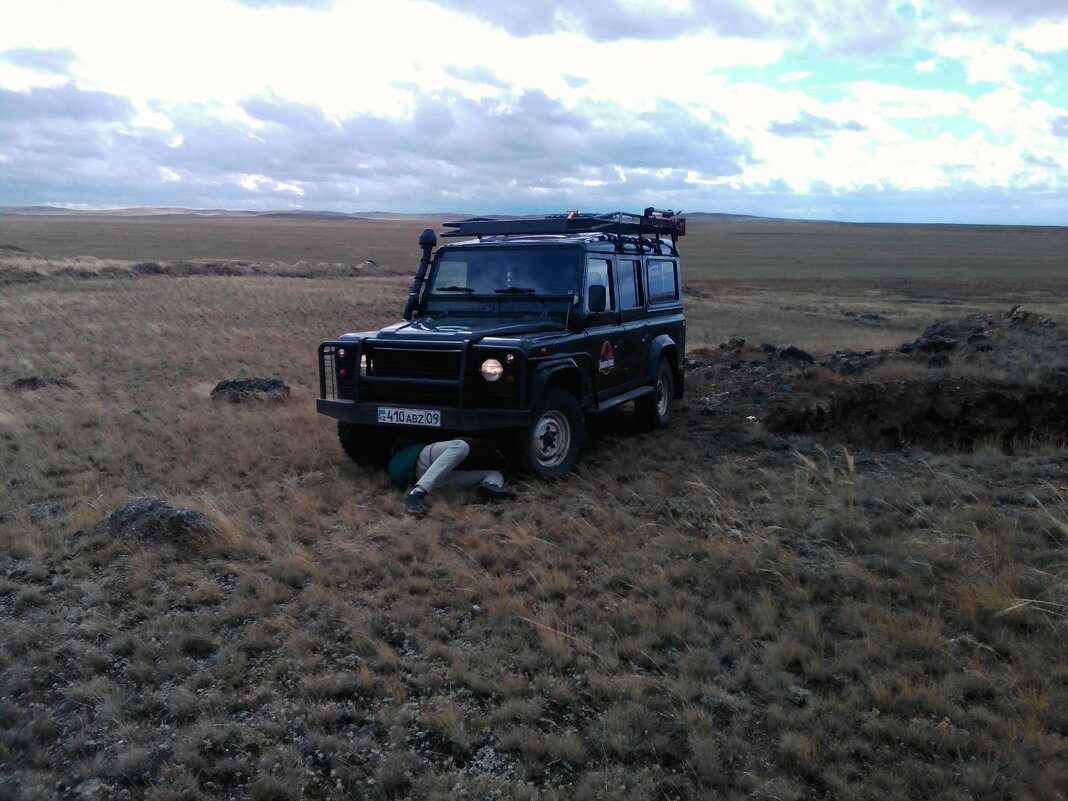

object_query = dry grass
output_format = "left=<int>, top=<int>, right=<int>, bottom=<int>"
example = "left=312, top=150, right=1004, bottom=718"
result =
left=0, top=216, right=1065, bottom=800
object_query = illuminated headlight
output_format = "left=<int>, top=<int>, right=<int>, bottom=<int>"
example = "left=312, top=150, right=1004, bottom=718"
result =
left=480, top=358, right=504, bottom=382
left=337, top=348, right=346, bottom=358
left=359, top=354, right=368, bottom=375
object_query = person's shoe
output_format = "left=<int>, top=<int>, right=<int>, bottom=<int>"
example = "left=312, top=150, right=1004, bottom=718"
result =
left=476, top=483, right=517, bottom=501
left=403, top=488, right=429, bottom=516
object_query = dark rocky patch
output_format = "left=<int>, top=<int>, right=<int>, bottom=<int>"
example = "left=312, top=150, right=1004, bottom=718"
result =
left=0, top=266, right=43, bottom=285
left=211, top=377, right=290, bottom=403
left=690, top=307, right=1068, bottom=452
left=74, top=496, right=213, bottom=547
left=10, top=375, right=75, bottom=391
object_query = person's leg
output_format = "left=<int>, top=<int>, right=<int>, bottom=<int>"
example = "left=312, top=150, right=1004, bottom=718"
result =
left=413, top=439, right=470, bottom=493
left=432, top=469, right=504, bottom=490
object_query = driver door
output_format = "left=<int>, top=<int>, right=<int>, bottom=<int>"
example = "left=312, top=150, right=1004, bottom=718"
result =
left=584, top=256, right=625, bottom=400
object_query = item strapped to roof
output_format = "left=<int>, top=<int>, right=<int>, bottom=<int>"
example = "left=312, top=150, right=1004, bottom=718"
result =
left=441, top=209, right=685, bottom=240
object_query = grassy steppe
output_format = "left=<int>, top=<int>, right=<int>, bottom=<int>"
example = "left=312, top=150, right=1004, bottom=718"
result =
left=0, top=215, right=1065, bottom=800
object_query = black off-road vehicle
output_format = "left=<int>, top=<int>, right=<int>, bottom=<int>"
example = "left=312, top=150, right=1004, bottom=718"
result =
left=317, top=209, right=686, bottom=478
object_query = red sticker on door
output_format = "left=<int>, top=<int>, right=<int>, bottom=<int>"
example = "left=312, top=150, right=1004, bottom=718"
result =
left=599, top=340, right=615, bottom=374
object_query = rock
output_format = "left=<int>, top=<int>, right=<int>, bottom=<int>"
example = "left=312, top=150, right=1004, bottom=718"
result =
left=727, top=337, right=746, bottom=349
left=928, top=354, right=951, bottom=368
left=465, top=745, right=519, bottom=777
left=769, top=346, right=814, bottom=364
left=210, top=377, right=290, bottom=403
left=28, top=501, right=65, bottom=521
left=826, top=351, right=875, bottom=375
left=859, top=313, right=885, bottom=321
left=760, top=342, right=777, bottom=353
left=10, top=375, right=75, bottom=391
left=75, top=497, right=213, bottom=546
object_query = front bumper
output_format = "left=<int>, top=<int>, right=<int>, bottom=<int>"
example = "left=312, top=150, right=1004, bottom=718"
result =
left=317, top=399, right=531, bottom=430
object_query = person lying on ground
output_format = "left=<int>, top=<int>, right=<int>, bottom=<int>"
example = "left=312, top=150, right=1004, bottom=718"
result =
left=388, top=437, right=516, bottom=516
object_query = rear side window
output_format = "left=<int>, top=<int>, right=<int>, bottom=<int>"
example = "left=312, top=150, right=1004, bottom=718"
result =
left=647, top=259, right=679, bottom=304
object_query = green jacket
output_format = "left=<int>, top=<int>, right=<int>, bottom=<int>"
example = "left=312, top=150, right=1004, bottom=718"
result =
left=387, top=442, right=425, bottom=488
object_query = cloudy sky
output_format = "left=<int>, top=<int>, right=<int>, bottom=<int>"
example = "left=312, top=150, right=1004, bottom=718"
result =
left=1, top=0, right=1066, bottom=223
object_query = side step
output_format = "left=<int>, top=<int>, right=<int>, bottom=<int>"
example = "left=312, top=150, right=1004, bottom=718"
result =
left=590, top=385, right=653, bottom=415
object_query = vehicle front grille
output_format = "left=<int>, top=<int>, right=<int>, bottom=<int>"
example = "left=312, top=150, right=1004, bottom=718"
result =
left=365, top=343, right=463, bottom=406
left=369, top=345, right=461, bottom=381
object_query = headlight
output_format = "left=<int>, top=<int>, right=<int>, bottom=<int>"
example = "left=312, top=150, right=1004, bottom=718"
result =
left=359, top=354, right=368, bottom=375
left=480, top=358, right=504, bottom=382
left=337, top=348, right=346, bottom=358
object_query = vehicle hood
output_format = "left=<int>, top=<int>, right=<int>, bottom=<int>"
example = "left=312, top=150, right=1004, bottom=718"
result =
left=373, top=316, right=565, bottom=343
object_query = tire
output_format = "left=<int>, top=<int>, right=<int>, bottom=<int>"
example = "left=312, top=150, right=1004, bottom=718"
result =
left=636, top=358, right=674, bottom=431
left=337, top=422, right=392, bottom=466
left=519, top=388, right=586, bottom=479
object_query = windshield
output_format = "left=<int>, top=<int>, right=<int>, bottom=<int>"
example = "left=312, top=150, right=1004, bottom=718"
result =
left=429, top=247, right=582, bottom=297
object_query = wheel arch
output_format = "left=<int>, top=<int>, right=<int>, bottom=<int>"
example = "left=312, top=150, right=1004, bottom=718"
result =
left=533, top=359, right=583, bottom=406
left=647, top=335, right=684, bottom=399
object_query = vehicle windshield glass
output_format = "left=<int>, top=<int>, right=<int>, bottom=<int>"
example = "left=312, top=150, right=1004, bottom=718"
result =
left=429, top=247, right=581, bottom=297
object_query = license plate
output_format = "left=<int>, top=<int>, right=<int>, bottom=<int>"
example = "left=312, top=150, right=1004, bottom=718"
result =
left=377, top=407, right=442, bottom=427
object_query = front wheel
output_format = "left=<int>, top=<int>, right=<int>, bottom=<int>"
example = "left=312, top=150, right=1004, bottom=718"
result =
left=635, top=358, right=674, bottom=431
left=519, top=389, right=586, bottom=479
left=337, top=422, right=393, bottom=466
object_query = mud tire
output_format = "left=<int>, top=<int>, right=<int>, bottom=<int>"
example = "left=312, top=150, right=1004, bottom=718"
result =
left=520, top=389, right=586, bottom=479
left=636, top=358, right=674, bottom=431
left=337, top=422, right=392, bottom=466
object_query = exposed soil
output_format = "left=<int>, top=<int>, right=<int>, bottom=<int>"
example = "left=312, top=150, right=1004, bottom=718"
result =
left=688, top=307, right=1068, bottom=451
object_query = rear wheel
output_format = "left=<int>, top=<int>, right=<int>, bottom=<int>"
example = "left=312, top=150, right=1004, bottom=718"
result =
left=337, top=422, right=393, bottom=466
left=519, top=389, right=586, bottom=479
left=636, top=358, right=674, bottom=431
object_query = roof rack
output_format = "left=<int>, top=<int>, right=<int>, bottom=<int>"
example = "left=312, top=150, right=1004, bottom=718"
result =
left=441, top=208, right=686, bottom=244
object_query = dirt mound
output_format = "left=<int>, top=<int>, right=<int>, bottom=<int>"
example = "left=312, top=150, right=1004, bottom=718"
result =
left=690, top=307, right=1068, bottom=451
left=210, top=377, right=290, bottom=403
left=74, top=497, right=213, bottom=546
left=769, top=374, right=1068, bottom=449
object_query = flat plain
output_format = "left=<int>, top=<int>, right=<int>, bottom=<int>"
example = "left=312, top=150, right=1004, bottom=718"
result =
left=0, top=212, right=1065, bottom=800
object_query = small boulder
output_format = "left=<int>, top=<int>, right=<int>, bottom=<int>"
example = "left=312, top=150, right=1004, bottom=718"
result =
left=211, top=377, right=290, bottom=403
left=76, top=497, right=213, bottom=546
left=28, top=501, right=65, bottom=521
left=769, top=346, right=814, bottom=364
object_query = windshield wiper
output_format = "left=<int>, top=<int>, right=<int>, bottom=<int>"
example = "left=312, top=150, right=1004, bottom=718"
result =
left=436, top=285, right=476, bottom=293
left=494, top=286, right=536, bottom=294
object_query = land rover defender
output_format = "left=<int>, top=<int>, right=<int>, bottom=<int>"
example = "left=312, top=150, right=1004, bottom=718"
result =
left=317, top=209, right=686, bottom=478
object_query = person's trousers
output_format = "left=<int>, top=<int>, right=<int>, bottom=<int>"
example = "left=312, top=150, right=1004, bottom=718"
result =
left=414, top=439, right=504, bottom=492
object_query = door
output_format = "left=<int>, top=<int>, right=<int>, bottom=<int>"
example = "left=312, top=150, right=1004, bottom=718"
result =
left=616, top=257, right=646, bottom=388
left=583, top=256, right=625, bottom=399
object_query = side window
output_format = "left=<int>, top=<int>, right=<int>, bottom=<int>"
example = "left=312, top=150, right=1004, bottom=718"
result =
left=646, top=259, right=679, bottom=304
left=617, top=259, right=642, bottom=309
left=585, top=258, right=616, bottom=312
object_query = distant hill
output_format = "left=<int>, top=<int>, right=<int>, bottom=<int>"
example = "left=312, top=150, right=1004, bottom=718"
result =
left=0, top=206, right=468, bottom=220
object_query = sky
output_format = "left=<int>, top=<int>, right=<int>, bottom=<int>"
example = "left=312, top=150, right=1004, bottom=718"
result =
left=0, top=0, right=1066, bottom=224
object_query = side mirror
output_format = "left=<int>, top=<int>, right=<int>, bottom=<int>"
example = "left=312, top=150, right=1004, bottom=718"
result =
left=588, top=284, right=607, bottom=313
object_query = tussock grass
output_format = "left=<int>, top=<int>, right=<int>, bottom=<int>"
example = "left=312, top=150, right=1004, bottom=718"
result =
left=1, top=228, right=1066, bottom=799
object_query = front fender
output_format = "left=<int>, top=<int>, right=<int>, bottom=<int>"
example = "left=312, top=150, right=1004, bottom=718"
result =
left=532, top=357, right=583, bottom=405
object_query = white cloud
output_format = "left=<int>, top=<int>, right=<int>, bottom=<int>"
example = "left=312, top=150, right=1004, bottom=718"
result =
left=0, top=0, right=1064, bottom=222
left=1014, top=21, right=1068, bottom=54
left=937, top=38, right=1045, bottom=85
